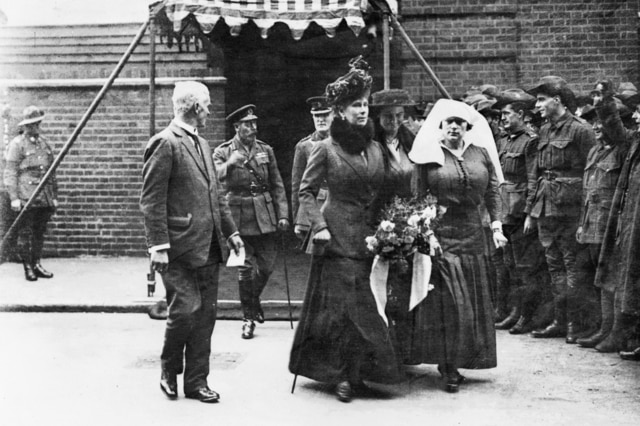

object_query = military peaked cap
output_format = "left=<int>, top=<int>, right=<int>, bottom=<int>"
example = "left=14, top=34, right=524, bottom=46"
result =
left=226, top=104, right=258, bottom=123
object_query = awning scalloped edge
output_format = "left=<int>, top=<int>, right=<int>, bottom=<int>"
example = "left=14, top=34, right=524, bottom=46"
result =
left=162, top=2, right=366, bottom=41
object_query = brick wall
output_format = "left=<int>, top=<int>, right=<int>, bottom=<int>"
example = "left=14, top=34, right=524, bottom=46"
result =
left=399, top=0, right=638, bottom=101
left=0, top=23, right=225, bottom=257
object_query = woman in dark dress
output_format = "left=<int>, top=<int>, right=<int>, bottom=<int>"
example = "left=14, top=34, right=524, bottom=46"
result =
left=288, top=58, right=402, bottom=402
left=370, top=89, right=417, bottom=360
left=408, top=99, right=506, bottom=393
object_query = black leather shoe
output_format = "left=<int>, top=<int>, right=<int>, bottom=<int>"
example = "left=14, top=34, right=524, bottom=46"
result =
left=565, top=322, right=581, bottom=344
left=33, top=263, right=53, bottom=279
left=531, top=320, right=566, bottom=338
left=241, top=319, right=255, bottom=339
left=23, top=262, right=37, bottom=281
left=619, top=347, right=640, bottom=361
left=336, top=381, right=352, bottom=402
left=445, top=377, right=459, bottom=393
left=160, top=371, right=178, bottom=400
left=185, top=387, right=220, bottom=403
left=509, top=316, right=533, bottom=335
left=255, top=304, right=265, bottom=324
left=577, top=329, right=608, bottom=348
left=437, top=364, right=466, bottom=384
left=495, top=307, right=519, bottom=330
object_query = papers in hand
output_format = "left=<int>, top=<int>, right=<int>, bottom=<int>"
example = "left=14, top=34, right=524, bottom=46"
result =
left=226, top=246, right=246, bottom=267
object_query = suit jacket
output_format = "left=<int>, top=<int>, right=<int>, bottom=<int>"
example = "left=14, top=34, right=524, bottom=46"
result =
left=213, top=135, right=289, bottom=236
left=299, top=137, right=386, bottom=259
left=140, top=121, right=237, bottom=268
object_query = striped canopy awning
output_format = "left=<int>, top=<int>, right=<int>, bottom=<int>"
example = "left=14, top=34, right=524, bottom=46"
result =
left=158, top=0, right=372, bottom=40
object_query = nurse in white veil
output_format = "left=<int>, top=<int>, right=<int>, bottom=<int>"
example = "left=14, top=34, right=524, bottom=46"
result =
left=406, top=99, right=507, bottom=393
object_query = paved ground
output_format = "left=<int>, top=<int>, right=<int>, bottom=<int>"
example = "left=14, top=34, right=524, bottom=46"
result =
left=0, top=313, right=638, bottom=426
left=0, top=254, right=309, bottom=317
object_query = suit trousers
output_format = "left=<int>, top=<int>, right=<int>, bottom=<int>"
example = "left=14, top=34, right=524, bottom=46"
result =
left=161, top=245, right=220, bottom=393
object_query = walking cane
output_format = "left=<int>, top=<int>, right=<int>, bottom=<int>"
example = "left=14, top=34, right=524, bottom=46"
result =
left=281, top=233, right=294, bottom=329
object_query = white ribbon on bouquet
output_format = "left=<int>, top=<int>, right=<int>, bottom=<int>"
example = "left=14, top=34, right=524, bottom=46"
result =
left=369, top=251, right=433, bottom=326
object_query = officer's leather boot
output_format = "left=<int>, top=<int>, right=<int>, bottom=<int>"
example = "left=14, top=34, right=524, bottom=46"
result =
left=23, top=261, right=37, bottom=281
left=33, top=261, right=53, bottom=278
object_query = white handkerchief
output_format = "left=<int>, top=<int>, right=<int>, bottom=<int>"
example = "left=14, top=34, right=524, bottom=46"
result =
left=226, top=246, right=246, bottom=267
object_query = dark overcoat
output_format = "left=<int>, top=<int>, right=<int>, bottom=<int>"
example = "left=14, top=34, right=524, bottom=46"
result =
left=594, top=134, right=640, bottom=315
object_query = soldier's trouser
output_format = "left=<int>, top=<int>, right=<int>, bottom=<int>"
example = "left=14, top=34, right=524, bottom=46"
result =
left=537, top=216, right=579, bottom=323
left=18, top=207, right=54, bottom=264
left=238, top=233, right=278, bottom=320
left=160, top=248, right=220, bottom=393
left=503, top=223, right=547, bottom=317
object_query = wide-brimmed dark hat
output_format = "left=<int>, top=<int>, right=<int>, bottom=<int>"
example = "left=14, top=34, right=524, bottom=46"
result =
left=479, top=84, right=500, bottom=99
left=226, top=104, right=258, bottom=123
left=17, top=105, right=45, bottom=127
left=325, top=56, right=373, bottom=107
left=370, top=89, right=415, bottom=108
left=527, top=75, right=575, bottom=108
left=493, top=88, right=536, bottom=110
left=616, top=82, right=640, bottom=108
left=463, top=93, right=497, bottom=114
left=306, top=96, right=331, bottom=115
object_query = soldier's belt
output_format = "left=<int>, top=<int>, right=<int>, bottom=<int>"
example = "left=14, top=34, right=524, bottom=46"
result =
left=540, top=170, right=583, bottom=180
left=228, top=187, right=270, bottom=197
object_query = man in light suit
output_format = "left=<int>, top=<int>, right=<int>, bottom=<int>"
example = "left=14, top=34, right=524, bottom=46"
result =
left=140, top=81, right=243, bottom=403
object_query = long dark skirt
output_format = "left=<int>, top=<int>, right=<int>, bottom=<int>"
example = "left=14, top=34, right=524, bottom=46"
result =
left=406, top=252, right=497, bottom=369
left=289, top=255, right=402, bottom=384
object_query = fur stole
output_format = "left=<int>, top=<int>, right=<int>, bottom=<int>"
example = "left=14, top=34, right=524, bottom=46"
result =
left=330, top=116, right=375, bottom=155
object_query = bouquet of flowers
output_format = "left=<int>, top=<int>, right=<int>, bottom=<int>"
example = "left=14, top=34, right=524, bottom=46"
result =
left=366, top=194, right=446, bottom=322
left=365, top=194, right=445, bottom=264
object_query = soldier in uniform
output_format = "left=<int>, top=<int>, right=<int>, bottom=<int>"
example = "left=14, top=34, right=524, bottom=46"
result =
left=525, top=76, right=596, bottom=341
left=493, top=89, right=550, bottom=334
left=213, top=104, right=289, bottom=339
left=292, top=96, right=332, bottom=242
left=3, top=106, right=58, bottom=281
left=575, top=81, right=632, bottom=350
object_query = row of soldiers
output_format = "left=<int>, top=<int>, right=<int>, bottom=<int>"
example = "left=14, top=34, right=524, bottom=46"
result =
left=458, top=77, right=640, bottom=361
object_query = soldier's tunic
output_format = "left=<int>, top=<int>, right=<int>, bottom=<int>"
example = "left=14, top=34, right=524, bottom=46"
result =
left=213, top=135, right=289, bottom=320
left=3, top=133, right=57, bottom=263
left=525, top=112, right=596, bottom=320
left=496, top=128, right=548, bottom=319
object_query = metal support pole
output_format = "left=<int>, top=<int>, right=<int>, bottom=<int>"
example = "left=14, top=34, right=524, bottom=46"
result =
left=388, top=13, right=451, bottom=99
left=149, top=13, right=157, bottom=138
left=0, top=19, right=151, bottom=254
left=382, top=12, right=391, bottom=90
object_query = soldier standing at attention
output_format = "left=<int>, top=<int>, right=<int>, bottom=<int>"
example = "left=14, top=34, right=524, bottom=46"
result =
left=3, top=106, right=58, bottom=281
left=213, top=105, right=289, bottom=339
left=525, top=76, right=596, bottom=342
left=493, top=89, right=548, bottom=334
left=291, top=96, right=332, bottom=242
